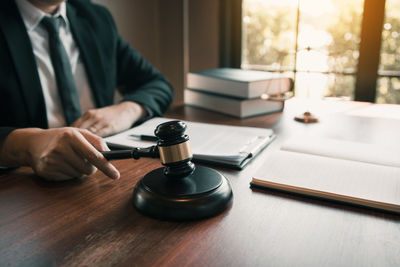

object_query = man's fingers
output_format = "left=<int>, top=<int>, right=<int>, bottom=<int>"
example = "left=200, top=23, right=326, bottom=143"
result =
left=71, top=112, right=89, bottom=128
left=64, top=145, right=97, bottom=176
left=79, top=129, right=110, bottom=151
left=92, top=125, right=111, bottom=138
left=87, top=121, right=108, bottom=135
left=71, top=132, right=120, bottom=179
left=74, top=119, right=96, bottom=130
left=72, top=112, right=97, bottom=129
left=76, top=145, right=119, bottom=179
left=40, top=171, right=74, bottom=182
left=36, top=160, right=86, bottom=181
left=53, top=161, right=85, bottom=179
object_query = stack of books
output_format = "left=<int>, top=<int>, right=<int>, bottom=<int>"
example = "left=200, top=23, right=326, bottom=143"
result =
left=184, top=68, right=293, bottom=118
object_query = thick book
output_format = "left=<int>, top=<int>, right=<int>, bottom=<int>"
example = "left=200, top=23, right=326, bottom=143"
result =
left=184, top=89, right=284, bottom=118
left=250, top=135, right=400, bottom=214
left=187, top=68, right=293, bottom=99
left=104, top=117, right=276, bottom=169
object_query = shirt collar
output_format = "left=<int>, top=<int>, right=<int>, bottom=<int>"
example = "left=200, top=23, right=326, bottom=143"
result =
left=15, top=0, right=69, bottom=32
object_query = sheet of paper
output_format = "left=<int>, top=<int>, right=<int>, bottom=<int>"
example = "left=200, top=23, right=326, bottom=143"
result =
left=346, top=104, right=400, bottom=120
left=253, top=150, right=400, bottom=208
left=105, top=117, right=274, bottom=164
left=281, top=135, right=400, bottom=168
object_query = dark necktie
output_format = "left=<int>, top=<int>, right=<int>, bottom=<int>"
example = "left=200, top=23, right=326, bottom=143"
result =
left=41, top=16, right=82, bottom=125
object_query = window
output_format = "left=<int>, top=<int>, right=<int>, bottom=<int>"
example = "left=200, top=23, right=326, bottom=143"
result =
left=242, top=0, right=398, bottom=104
left=377, top=0, right=400, bottom=104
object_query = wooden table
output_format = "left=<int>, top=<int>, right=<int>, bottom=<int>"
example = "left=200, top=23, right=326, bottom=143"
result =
left=1, top=99, right=400, bottom=266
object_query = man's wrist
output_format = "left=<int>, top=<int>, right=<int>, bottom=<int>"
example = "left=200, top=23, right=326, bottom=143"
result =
left=120, top=101, right=148, bottom=121
left=0, top=128, right=43, bottom=167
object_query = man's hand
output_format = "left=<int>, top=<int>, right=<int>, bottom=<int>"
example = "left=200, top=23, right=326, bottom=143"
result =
left=72, top=101, right=147, bottom=137
left=0, top=128, right=120, bottom=181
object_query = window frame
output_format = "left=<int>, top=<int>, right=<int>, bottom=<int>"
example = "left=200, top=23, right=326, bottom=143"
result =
left=355, top=0, right=386, bottom=102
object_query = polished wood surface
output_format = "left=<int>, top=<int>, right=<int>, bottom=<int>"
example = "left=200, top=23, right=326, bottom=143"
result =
left=1, top=99, right=400, bottom=266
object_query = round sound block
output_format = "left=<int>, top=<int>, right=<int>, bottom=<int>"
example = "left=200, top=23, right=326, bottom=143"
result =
left=132, top=165, right=233, bottom=221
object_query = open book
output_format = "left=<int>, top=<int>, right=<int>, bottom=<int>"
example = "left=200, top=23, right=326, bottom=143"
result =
left=105, top=117, right=275, bottom=169
left=251, top=135, right=400, bottom=214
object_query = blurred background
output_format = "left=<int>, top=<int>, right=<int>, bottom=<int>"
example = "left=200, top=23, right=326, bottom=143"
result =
left=94, top=0, right=399, bottom=105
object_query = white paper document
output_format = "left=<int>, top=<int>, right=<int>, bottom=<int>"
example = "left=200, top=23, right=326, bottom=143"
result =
left=105, top=117, right=275, bottom=168
left=281, top=134, right=400, bottom=168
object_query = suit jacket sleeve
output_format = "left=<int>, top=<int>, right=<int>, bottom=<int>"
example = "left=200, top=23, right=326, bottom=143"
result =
left=102, top=7, right=173, bottom=117
left=0, top=127, right=17, bottom=140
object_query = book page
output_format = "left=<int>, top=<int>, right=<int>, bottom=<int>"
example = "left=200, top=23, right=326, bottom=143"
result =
left=252, top=151, right=400, bottom=210
left=105, top=117, right=274, bottom=164
left=346, top=104, right=400, bottom=120
left=281, top=135, right=400, bottom=168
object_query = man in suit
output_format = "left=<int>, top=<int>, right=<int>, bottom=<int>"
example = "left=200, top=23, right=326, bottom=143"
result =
left=0, top=0, right=173, bottom=180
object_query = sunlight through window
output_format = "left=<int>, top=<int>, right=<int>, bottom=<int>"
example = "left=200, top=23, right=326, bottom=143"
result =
left=242, top=0, right=364, bottom=100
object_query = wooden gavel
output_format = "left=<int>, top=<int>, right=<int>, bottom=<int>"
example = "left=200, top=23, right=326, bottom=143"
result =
left=101, top=120, right=195, bottom=178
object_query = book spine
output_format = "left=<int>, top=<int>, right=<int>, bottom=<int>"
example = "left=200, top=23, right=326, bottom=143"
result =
left=248, top=78, right=293, bottom=98
left=184, top=89, right=283, bottom=118
left=184, top=89, right=242, bottom=117
left=187, top=73, right=293, bottom=99
left=187, top=73, right=249, bottom=98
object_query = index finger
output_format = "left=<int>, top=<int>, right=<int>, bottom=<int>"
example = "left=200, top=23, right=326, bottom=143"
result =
left=70, top=132, right=120, bottom=180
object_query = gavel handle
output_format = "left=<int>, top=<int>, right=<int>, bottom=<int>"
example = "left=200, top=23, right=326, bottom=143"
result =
left=101, top=146, right=159, bottom=161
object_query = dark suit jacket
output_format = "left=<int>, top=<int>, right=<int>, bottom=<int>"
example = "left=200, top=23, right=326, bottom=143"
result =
left=0, top=0, right=173, bottom=139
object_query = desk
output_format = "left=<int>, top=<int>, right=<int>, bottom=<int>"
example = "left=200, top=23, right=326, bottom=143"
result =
left=1, top=99, right=399, bottom=266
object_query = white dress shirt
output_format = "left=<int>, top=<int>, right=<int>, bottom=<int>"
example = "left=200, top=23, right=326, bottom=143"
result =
left=15, top=0, right=95, bottom=128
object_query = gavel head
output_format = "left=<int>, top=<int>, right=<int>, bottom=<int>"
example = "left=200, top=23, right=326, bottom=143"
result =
left=154, top=120, right=195, bottom=178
